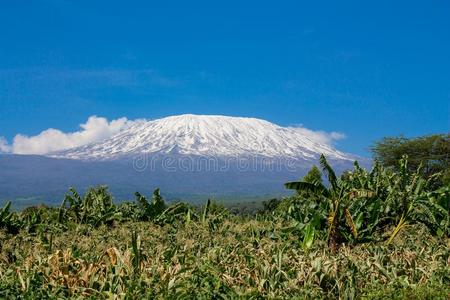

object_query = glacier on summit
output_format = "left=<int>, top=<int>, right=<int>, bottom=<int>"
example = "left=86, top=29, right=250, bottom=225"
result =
left=1, top=115, right=364, bottom=203
left=51, top=114, right=353, bottom=161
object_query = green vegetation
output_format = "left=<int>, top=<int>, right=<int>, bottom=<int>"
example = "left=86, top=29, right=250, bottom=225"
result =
left=371, top=133, right=450, bottom=186
left=0, top=155, right=449, bottom=299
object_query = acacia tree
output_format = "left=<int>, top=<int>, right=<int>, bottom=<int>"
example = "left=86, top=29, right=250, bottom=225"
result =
left=371, top=134, right=450, bottom=185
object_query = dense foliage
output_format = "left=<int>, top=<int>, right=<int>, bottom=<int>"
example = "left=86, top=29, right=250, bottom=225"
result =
left=0, top=155, right=449, bottom=299
left=371, top=134, right=450, bottom=185
left=283, top=155, right=449, bottom=250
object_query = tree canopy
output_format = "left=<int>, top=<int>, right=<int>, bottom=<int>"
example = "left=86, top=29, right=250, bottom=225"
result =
left=371, top=134, right=450, bottom=185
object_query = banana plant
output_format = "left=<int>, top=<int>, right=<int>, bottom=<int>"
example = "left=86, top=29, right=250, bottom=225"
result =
left=131, top=230, right=143, bottom=276
left=0, top=202, right=13, bottom=226
left=0, top=201, right=19, bottom=234
left=201, top=199, right=211, bottom=225
left=155, top=202, right=191, bottom=225
left=199, top=199, right=229, bottom=230
left=341, top=162, right=392, bottom=241
left=60, top=186, right=121, bottom=227
left=134, top=188, right=167, bottom=221
left=285, top=155, right=374, bottom=252
left=386, top=156, right=449, bottom=243
left=427, top=185, right=450, bottom=236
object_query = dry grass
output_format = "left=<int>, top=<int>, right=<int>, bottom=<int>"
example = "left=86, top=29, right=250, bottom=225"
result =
left=0, top=220, right=449, bottom=299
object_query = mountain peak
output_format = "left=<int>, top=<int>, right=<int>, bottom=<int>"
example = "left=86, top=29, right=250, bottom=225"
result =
left=51, top=114, right=353, bottom=161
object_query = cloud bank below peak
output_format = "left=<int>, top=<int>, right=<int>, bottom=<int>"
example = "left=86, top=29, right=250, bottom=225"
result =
left=0, top=115, right=347, bottom=156
left=1, top=116, right=136, bottom=155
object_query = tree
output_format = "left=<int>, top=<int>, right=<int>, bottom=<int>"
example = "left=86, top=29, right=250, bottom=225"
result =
left=371, top=134, right=450, bottom=185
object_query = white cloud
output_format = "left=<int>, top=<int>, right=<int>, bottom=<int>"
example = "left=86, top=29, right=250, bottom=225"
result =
left=290, top=126, right=346, bottom=146
left=10, top=116, right=136, bottom=155
left=0, top=137, right=12, bottom=153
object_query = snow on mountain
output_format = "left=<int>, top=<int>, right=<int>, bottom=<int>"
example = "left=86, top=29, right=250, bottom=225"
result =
left=51, top=114, right=353, bottom=161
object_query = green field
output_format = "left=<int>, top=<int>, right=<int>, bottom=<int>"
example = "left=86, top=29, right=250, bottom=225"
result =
left=0, top=155, right=449, bottom=299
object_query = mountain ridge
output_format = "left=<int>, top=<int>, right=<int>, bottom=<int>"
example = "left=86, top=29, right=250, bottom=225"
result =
left=0, top=115, right=367, bottom=205
left=51, top=114, right=354, bottom=161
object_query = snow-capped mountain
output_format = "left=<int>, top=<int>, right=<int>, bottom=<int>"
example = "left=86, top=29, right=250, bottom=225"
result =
left=52, top=114, right=353, bottom=161
left=1, top=115, right=363, bottom=205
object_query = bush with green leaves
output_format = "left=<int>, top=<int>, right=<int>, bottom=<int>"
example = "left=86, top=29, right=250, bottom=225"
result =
left=0, top=202, right=20, bottom=234
left=283, top=155, right=449, bottom=251
left=59, top=186, right=121, bottom=227
left=285, top=155, right=376, bottom=252
left=134, top=188, right=167, bottom=221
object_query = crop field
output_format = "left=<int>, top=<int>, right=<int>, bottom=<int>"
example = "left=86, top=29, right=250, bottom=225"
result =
left=0, top=155, right=449, bottom=299
left=1, top=217, right=449, bottom=299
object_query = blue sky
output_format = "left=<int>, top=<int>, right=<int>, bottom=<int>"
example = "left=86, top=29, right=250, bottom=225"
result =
left=0, top=0, right=449, bottom=156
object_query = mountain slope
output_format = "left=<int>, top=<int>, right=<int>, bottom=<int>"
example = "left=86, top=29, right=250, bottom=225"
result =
left=52, top=114, right=353, bottom=161
left=1, top=115, right=365, bottom=206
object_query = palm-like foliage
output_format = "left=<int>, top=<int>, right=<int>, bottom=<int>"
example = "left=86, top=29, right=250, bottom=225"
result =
left=0, top=202, right=19, bottom=234
left=134, top=188, right=167, bottom=221
left=426, top=185, right=450, bottom=236
left=155, top=202, right=191, bottom=225
left=0, top=202, right=13, bottom=227
left=285, top=155, right=374, bottom=252
left=385, top=156, right=449, bottom=243
left=200, top=199, right=229, bottom=230
left=59, top=186, right=121, bottom=227
left=340, top=162, right=391, bottom=241
left=19, top=205, right=61, bottom=234
left=285, top=154, right=449, bottom=248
